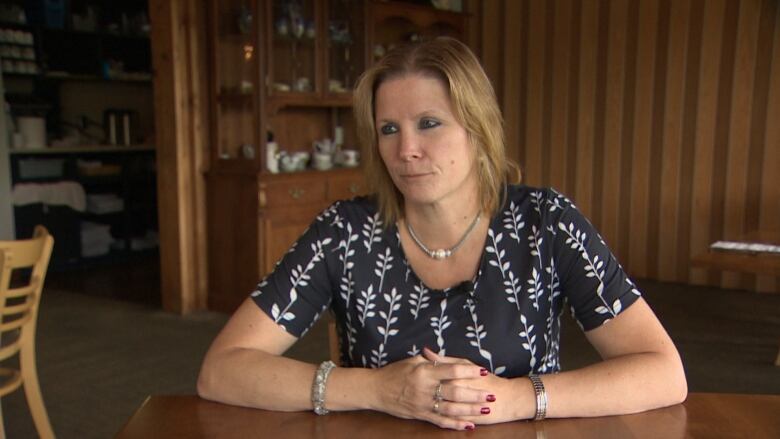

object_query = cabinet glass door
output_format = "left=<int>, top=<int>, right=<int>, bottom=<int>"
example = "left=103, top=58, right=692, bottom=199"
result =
left=268, top=0, right=317, bottom=95
left=214, top=0, right=259, bottom=160
left=325, top=0, right=365, bottom=96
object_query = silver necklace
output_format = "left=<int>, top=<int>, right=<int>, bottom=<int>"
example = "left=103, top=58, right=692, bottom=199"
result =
left=405, top=214, right=481, bottom=260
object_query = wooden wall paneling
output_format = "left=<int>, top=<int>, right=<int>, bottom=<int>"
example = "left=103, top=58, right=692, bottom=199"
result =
left=564, top=0, right=582, bottom=198
left=549, top=0, right=572, bottom=192
left=628, top=0, right=659, bottom=278
left=523, top=0, right=546, bottom=186
left=600, top=0, right=629, bottom=254
left=150, top=0, right=210, bottom=313
left=540, top=0, right=555, bottom=186
left=656, top=0, right=691, bottom=281
left=674, top=0, right=704, bottom=282
left=756, top=0, right=780, bottom=293
left=616, top=0, right=640, bottom=264
left=721, top=0, right=762, bottom=289
left=465, top=0, right=482, bottom=57
left=644, top=0, right=671, bottom=281
left=502, top=0, right=521, bottom=166
left=744, top=0, right=777, bottom=238
left=478, top=0, right=779, bottom=293
left=589, top=0, right=610, bottom=229
left=574, top=0, right=600, bottom=219
left=480, top=0, right=503, bottom=109
left=689, top=0, right=726, bottom=286
left=707, top=0, right=740, bottom=286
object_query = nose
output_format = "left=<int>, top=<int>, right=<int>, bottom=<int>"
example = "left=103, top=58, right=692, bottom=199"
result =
left=398, top=130, right=422, bottom=162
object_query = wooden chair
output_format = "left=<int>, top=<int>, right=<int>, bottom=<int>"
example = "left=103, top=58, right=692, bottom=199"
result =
left=0, top=226, right=55, bottom=439
left=328, top=321, right=340, bottom=365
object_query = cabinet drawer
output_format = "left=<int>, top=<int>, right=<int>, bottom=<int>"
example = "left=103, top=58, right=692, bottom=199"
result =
left=260, top=179, right=327, bottom=208
left=327, top=175, right=366, bottom=201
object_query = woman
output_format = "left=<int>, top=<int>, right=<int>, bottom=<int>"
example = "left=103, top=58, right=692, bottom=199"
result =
left=198, top=37, right=687, bottom=431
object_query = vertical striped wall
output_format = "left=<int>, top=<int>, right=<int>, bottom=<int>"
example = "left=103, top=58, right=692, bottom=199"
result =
left=478, top=0, right=780, bottom=293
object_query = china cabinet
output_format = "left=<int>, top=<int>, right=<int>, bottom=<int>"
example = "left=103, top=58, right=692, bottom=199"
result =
left=206, top=0, right=474, bottom=312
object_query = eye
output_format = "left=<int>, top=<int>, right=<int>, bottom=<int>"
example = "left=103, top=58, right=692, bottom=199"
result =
left=419, top=118, right=440, bottom=130
left=379, top=123, right=398, bottom=135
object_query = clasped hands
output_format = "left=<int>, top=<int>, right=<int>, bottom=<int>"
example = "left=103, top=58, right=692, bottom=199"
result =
left=373, top=346, right=522, bottom=430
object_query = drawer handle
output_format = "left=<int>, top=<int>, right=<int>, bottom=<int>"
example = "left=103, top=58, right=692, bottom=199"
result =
left=349, top=183, right=360, bottom=194
left=289, top=188, right=305, bottom=199
left=258, top=190, right=267, bottom=208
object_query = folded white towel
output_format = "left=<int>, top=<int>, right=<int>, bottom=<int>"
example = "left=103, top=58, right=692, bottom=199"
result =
left=12, top=181, right=87, bottom=212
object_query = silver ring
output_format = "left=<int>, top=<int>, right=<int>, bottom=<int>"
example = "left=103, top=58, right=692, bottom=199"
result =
left=432, top=360, right=439, bottom=367
left=434, top=383, right=443, bottom=401
left=433, top=400, right=440, bottom=413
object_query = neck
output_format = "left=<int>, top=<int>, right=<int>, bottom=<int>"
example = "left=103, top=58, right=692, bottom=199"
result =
left=403, top=194, right=482, bottom=251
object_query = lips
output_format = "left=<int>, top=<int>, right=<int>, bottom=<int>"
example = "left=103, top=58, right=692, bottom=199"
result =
left=399, top=172, right=435, bottom=181
left=397, top=168, right=434, bottom=177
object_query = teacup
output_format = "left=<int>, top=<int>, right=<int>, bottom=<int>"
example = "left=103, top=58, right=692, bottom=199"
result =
left=279, top=152, right=297, bottom=172
left=294, top=77, right=311, bottom=92
left=292, top=151, right=310, bottom=171
left=339, top=149, right=360, bottom=167
left=312, top=152, right=333, bottom=171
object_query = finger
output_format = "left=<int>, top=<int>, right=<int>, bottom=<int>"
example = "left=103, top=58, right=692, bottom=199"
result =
left=430, top=417, right=476, bottom=431
left=433, top=363, right=488, bottom=381
left=422, top=346, right=444, bottom=362
left=435, top=400, right=492, bottom=417
left=422, top=347, right=473, bottom=366
left=426, top=411, right=477, bottom=431
left=441, top=383, right=496, bottom=404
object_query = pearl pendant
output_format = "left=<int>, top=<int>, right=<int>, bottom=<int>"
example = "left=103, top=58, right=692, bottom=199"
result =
left=433, top=249, right=448, bottom=259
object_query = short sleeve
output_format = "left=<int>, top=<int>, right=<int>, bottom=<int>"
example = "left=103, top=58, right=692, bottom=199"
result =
left=250, top=204, right=342, bottom=338
left=549, top=190, right=641, bottom=331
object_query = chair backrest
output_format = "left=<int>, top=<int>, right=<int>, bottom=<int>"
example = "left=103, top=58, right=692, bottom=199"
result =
left=328, top=321, right=340, bottom=365
left=0, top=226, right=54, bottom=393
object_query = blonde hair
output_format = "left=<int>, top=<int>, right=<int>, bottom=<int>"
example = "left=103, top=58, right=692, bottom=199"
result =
left=353, top=37, right=516, bottom=225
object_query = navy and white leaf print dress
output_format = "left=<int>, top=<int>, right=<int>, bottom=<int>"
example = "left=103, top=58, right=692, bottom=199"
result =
left=251, top=185, right=641, bottom=377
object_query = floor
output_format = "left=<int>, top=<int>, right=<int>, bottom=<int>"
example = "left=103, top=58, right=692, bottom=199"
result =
left=2, top=256, right=779, bottom=438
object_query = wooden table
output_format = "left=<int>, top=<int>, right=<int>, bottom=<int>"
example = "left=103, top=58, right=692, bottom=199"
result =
left=115, top=393, right=780, bottom=438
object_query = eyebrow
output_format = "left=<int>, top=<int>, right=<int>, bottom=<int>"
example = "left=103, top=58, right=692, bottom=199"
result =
left=376, top=110, right=442, bottom=123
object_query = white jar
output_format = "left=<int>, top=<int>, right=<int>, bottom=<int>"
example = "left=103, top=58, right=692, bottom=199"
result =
left=266, top=141, right=279, bottom=173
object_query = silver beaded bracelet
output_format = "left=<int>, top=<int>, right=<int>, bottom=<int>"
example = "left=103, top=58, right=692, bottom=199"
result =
left=311, top=360, right=337, bottom=415
left=528, top=374, right=547, bottom=420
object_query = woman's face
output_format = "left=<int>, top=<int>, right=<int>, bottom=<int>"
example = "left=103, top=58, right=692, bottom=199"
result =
left=374, top=73, right=478, bottom=209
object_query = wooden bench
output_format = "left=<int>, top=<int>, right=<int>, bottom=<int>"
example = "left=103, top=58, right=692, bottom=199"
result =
left=691, top=230, right=780, bottom=366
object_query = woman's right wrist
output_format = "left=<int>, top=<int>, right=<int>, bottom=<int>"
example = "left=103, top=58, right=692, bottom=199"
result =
left=507, top=376, right=539, bottom=421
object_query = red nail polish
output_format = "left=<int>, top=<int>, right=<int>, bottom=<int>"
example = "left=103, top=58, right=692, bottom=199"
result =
left=481, top=407, right=491, bottom=414
left=486, top=394, right=496, bottom=402
left=480, top=368, right=488, bottom=376
left=464, top=424, right=475, bottom=431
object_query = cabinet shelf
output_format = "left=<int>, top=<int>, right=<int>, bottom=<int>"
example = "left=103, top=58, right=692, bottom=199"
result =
left=372, top=1, right=470, bottom=27
left=272, top=35, right=316, bottom=45
left=9, top=148, right=157, bottom=270
left=217, top=91, right=255, bottom=102
left=43, top=71, right=152, bottom=82
left=9, top=145, right=155, bottom=155
left=267, top=94, right=351, bottom=112
left=40, top=27, right=150, bottom=41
